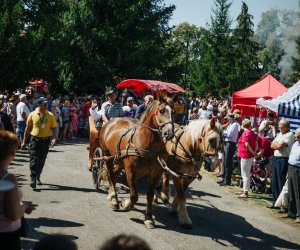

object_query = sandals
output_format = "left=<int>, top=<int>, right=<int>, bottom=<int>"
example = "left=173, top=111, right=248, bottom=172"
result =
left=235, top=191, right=243, bottom=195
left=235, top=191, right=248, bottom=198
left=238, top=193, right=248, bottom=198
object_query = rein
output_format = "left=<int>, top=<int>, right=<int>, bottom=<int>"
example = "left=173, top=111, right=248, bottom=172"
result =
left=169, top=127, right=203, bottom=180
left=200, top=127, right=219, bottom=157
left=153, top=112, right=173, bottom=129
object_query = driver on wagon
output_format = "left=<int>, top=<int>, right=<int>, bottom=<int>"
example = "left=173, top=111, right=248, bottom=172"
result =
left=89, top=87, right=124, bottom=125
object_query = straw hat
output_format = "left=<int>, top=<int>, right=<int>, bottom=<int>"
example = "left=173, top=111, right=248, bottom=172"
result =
left=105, top=86, right=115, bottom=95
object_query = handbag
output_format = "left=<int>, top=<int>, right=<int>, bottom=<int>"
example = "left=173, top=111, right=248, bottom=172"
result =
left=20, top=217, right=30, bottom=237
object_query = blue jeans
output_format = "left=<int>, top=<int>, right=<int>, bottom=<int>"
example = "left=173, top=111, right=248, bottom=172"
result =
left=16, top=121, right=26, bottom=140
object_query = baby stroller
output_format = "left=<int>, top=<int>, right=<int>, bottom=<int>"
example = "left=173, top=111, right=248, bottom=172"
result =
left=250, top=158, right=269, bottom=193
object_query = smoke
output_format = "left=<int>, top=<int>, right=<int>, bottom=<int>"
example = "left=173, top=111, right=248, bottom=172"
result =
left=278, top=10, right=300, bottom=84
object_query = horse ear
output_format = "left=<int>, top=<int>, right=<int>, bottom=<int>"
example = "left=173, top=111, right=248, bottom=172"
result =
left=159, top=96, right=165, bottom=104
left=210, top=117, right=216, bottom=129
left=171, top=93, right=178, bottom=102
left=164, top=97, right=174, bottom=108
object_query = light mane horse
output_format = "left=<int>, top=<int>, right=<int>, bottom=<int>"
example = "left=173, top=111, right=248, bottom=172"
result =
left=98, top=99, right=174, bottom=229
left=160, top=118, right=223, bottom=228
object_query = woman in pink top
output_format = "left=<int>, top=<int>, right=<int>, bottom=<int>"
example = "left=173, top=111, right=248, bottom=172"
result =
left=236, top=119, right=257, bottom=198
left=0, top=131, right=36, bottom=250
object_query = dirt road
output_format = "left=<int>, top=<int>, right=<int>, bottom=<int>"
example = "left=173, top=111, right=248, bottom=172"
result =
left=9, top=139, right=300, bottom=250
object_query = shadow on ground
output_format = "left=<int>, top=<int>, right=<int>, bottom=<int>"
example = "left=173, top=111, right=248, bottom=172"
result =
left=21, top=217, right=83, bottom=250
left=113, top=179, right=300, bottom=250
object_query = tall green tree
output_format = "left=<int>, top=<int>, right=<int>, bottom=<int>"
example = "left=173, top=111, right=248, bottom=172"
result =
left=164, top=22, right=202, bottom=88
left=6, top=0, right=175, bottom=94
left=70, top=0, right=175, bottom=93
left=232, top=2, right=259, bottom=90
left=192, top=0, right=234, bottom=96
left=291, top=36, right=300, bottom=81
left=0, top=0, right=26, bottom=90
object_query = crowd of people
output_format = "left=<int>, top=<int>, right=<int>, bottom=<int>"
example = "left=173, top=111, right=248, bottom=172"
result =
left=0, top=85, right=299, bottom=250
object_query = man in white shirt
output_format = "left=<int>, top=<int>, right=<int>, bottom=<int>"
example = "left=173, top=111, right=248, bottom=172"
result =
left=268, top=119, right=294, bottom=208
left=287, top=127, right=300, bottom=223
left=218, top=113, right=239, bottom=186
left=89, top=87, right=124, bottom=125
left=16, top=94, right=30, bottom=144
left=258, top=112, right=276, bottom=141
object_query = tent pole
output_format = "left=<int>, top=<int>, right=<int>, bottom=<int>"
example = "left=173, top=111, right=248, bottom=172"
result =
left=253, top=104, right=257, bottom=128
left=275, top=108, right=279, bottom=138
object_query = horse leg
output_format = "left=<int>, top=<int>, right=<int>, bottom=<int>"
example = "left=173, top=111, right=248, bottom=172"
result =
left=106, top=162, right=120, bottom=210
left=145, top=172, right=162, bottom=229
left=154, top=172, right=170, bottom=204
left=172, top=176, right=192, bottom=229
left=122, top=166, right=138, bottom=211
left=161, top=172, right=171, bottom=203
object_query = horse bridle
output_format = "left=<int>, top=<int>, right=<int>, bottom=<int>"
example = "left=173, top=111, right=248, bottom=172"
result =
left=170, top=124, right=219, bottom=180
left=170, top=128, right=203, bottom=180
left=198, top=122, right=219, bottom=158
left=151, top=109, right=174, bottom=138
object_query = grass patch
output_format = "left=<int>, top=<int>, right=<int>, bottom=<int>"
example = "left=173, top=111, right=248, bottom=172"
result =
left=204, top=170, right=300, bottom=227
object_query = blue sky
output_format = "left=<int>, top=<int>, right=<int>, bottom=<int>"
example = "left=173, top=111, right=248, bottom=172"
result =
left=164, top=0, right=300, bottom=28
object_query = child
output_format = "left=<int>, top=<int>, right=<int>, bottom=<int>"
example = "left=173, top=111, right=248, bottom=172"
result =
left=70, top=107, right=78, bottom=139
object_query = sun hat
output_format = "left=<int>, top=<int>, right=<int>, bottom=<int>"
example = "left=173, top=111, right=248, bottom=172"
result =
left=19, top=94, right=27, bottom=100
left=37, top=97, right=48, bottom=105
left=105, top=86, right=115, bottom=95
left=127, top=96, right=134, bottom=102
left=51, top=100, right=60, bottom=107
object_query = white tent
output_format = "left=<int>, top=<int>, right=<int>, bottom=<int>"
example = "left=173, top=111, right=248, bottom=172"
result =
left=278, top=95, right=300, bottom=133
left=256, top=80, right=300, bottom=112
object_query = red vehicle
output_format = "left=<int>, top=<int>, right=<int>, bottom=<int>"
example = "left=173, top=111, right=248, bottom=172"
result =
left=28, top=79, right=48, bottom=94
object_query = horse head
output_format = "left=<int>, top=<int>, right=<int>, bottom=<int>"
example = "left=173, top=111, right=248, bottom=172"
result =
left=187, top=119, right=223, bottom=172
left=139, top=99, right=175, bottom=141
left=200, top=118, right=223, bottom=172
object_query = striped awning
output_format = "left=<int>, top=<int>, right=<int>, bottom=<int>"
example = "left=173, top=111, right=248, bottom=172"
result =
left=278, top=95, right=300, bottom=133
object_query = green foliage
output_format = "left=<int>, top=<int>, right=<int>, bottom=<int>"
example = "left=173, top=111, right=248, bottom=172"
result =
left=0, top=0, right=25, bottom=90
left=190, top=0, right=234, bottom=96
left=164, top=22, right=202, bottom=87
left=291, top=25, right=300, bottom=82
left=232, top=2, right=259, bottom=90
left=1, top=0, right=298, bottom=96
left=0, top=0, right=176, bottom=94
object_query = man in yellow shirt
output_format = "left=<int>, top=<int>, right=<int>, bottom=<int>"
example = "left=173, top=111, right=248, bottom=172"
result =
left=22, top=97, right=57, bottom=189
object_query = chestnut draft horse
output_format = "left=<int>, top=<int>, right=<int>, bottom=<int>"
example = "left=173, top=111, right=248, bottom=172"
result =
left=157, top=118, right=223, bottom=228
left=98, top=99, right=174, bottom=229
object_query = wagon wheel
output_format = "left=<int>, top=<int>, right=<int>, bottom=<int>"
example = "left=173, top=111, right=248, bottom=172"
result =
left=92, top=148, right=109, bottom=190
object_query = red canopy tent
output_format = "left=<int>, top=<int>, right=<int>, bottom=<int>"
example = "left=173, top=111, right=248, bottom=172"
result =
left=231, top=74, right=287, bottom=117
left=116, top=79, right=185, bottom=96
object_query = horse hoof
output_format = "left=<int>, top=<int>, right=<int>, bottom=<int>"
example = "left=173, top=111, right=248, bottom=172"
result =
left=180, top=223, right=193, bottom=229
left=160, top=193, right=170, bottom=204
left=110, top=201, right=119, bottom=211
left=121, top=199, right=132, bottom=211
left=144, top=220, right=155, bottom=229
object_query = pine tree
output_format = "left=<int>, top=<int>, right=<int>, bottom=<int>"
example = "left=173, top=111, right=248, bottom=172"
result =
left=193, top=0, right=234, bottom=96
left=232, top=2, right=259, bottom=91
